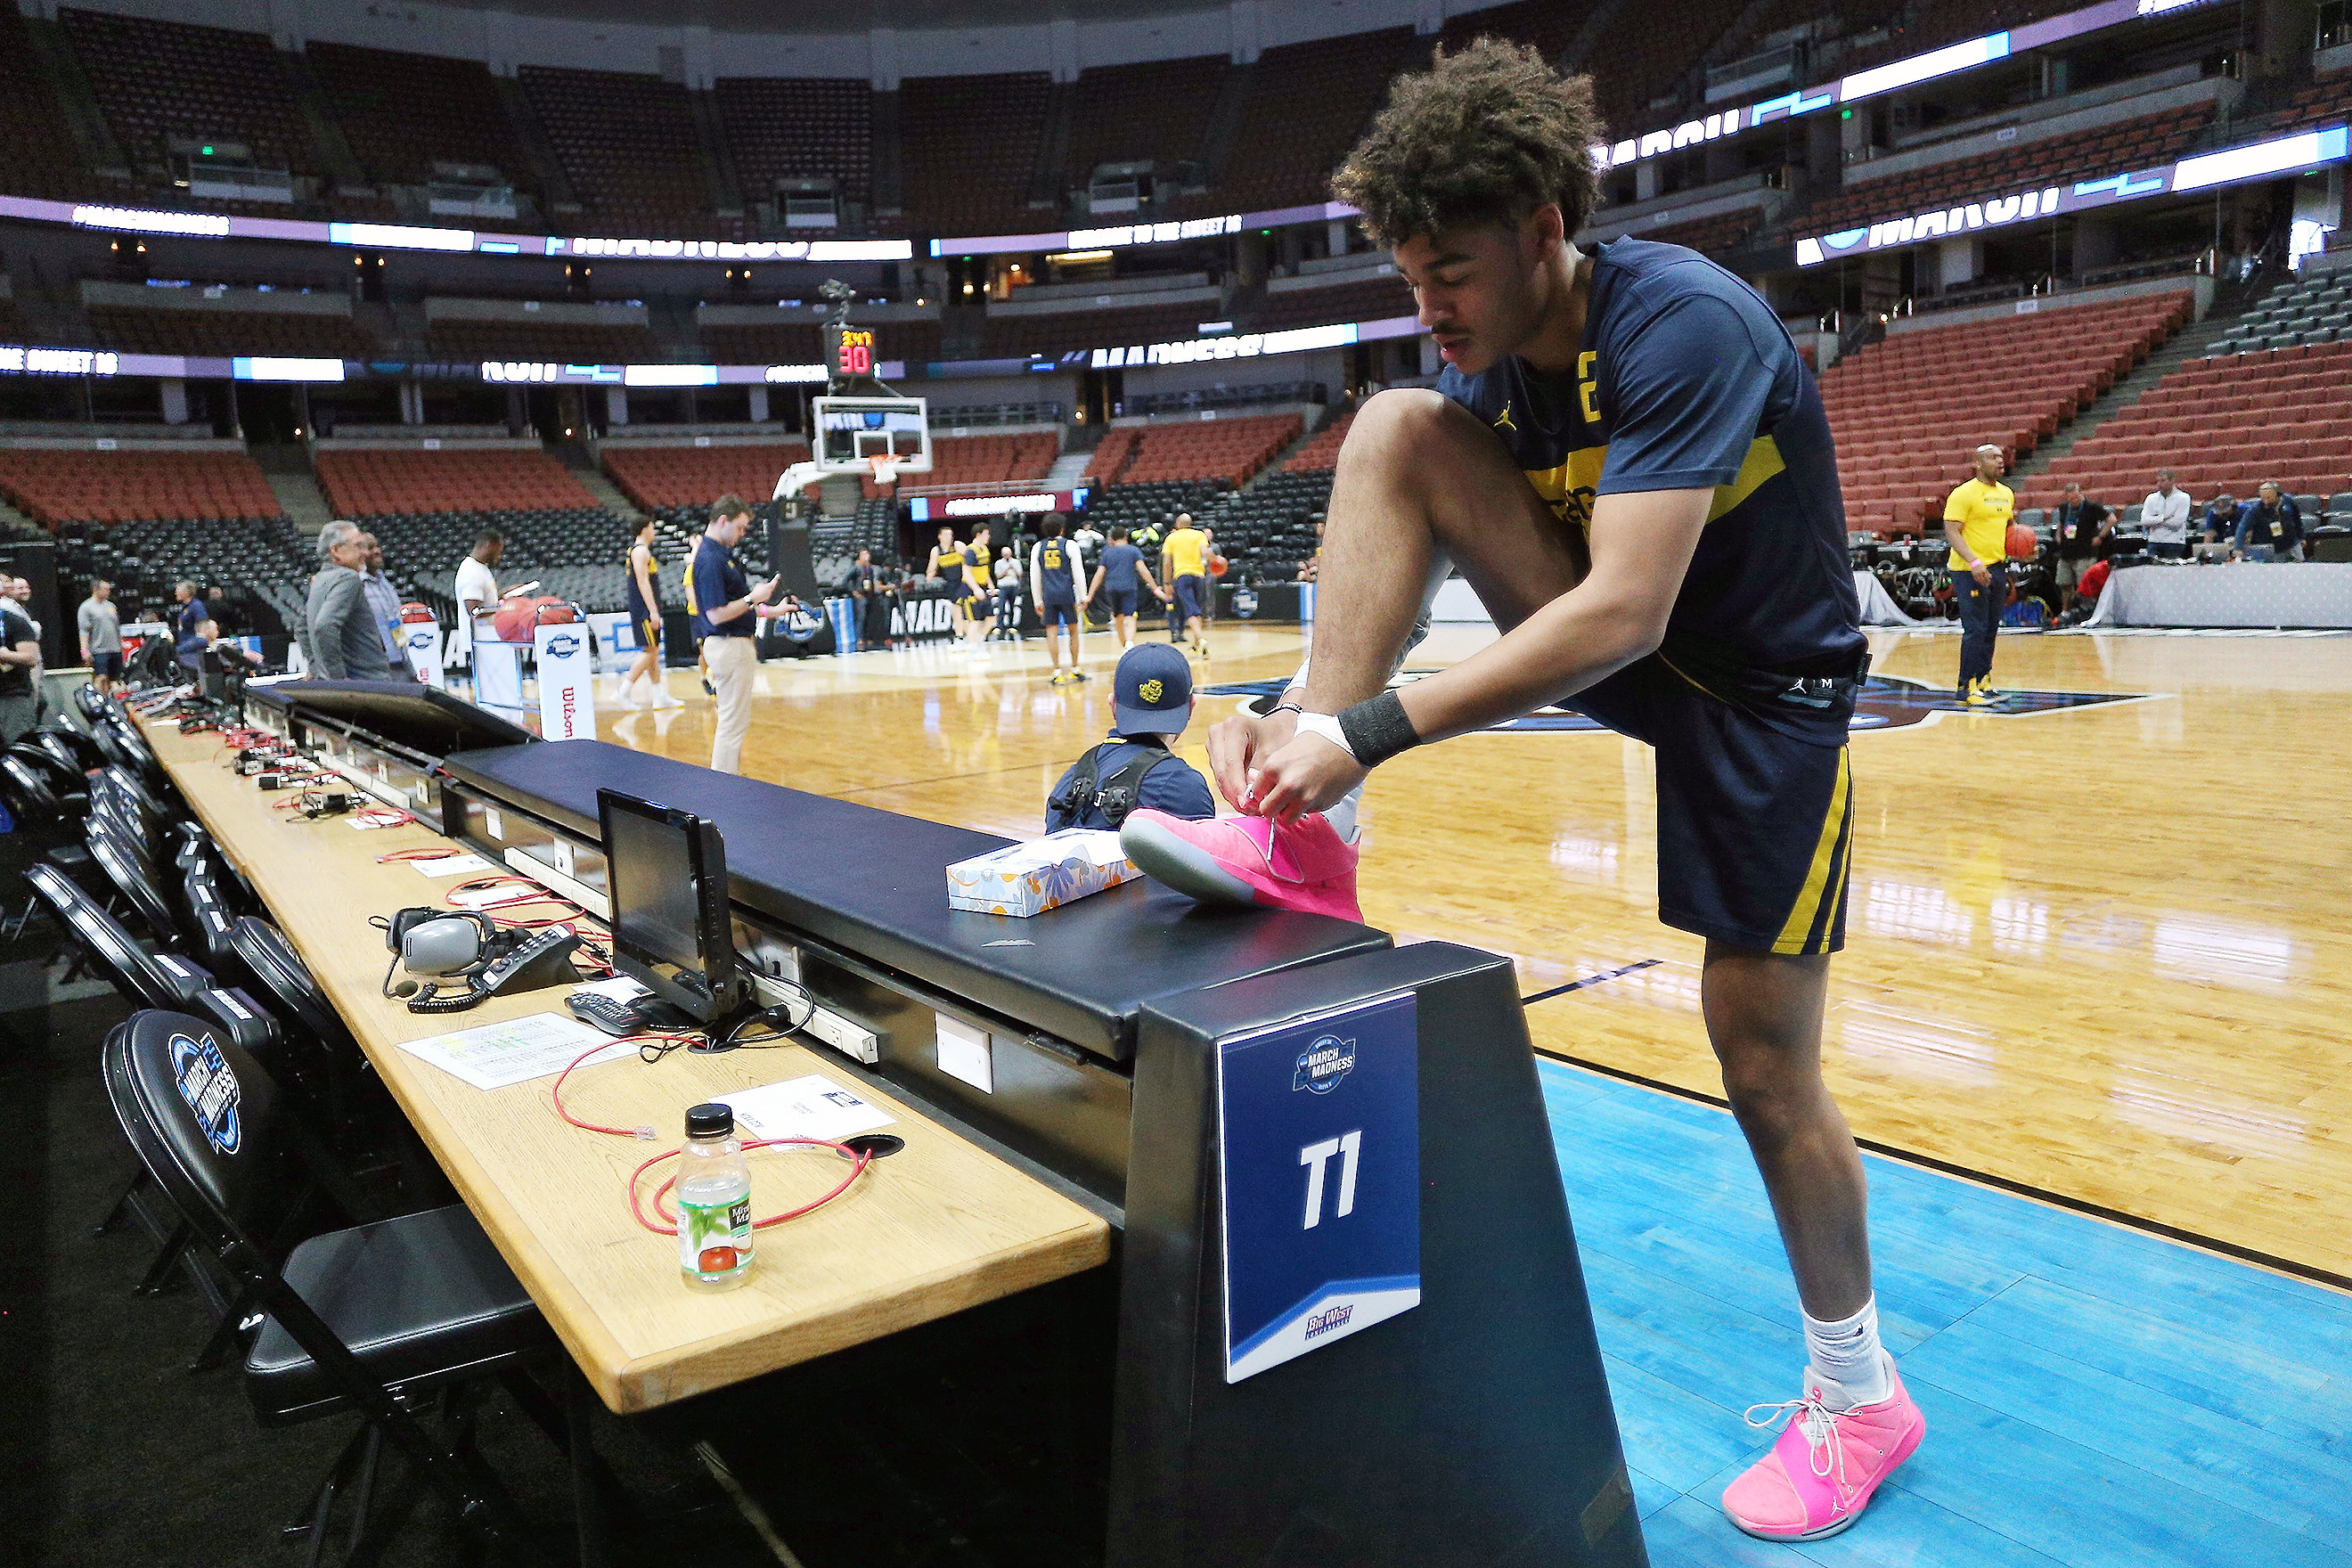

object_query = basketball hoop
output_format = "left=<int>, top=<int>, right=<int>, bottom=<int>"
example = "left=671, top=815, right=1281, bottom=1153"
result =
left=867, top=453, right=902, bottom=487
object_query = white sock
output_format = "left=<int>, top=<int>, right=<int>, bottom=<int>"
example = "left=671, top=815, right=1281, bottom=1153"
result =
left=1319, top=792, right=1362, bottom=843
left=1802, top=1296, right=1891, bottom=1409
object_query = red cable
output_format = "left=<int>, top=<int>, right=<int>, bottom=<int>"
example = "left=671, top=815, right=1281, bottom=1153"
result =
left=547, top=1037, right=874, bottom=1235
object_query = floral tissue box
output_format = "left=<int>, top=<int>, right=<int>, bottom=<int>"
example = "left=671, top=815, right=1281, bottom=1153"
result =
left=946, top=829, right=1139, bottom=917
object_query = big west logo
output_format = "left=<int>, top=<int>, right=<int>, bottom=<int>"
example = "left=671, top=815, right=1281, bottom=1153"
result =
left=1207, top=674, right=2149, bottom=732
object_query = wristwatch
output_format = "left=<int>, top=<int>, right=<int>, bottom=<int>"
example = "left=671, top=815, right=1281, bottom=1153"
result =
left=1292, top=711, right=1356, bottom=760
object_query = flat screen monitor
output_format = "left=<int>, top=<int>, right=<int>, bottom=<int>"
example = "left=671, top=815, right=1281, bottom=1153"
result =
left=598, top=788, right=744, bottom=1025
left=251, top=680, right=536, bottom=762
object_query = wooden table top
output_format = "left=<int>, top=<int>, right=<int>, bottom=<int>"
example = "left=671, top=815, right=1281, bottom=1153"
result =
left=151, top=721, right=1111, bottom=1414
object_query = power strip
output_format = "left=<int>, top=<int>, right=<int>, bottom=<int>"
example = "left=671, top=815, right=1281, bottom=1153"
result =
left=749, top=970, right=880, bottom=1065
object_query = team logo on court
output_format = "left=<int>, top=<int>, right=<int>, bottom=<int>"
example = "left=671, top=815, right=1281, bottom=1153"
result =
left=1139, top=678, right=1164, bottom=702
left=169, top=1031, right=242, bottom=1156
left=1294, top=1034, right=1356, bottom=1093
left=1208, top=674, right=2149, bottom=733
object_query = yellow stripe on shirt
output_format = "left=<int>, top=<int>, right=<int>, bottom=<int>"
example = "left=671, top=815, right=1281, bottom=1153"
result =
left=1520, top=437, right=1785, bottom=535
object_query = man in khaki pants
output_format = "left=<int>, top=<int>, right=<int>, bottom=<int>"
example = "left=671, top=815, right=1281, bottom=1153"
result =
left=684, top=494, right=777, bottom=773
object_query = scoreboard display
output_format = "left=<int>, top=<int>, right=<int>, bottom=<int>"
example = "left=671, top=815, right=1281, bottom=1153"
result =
left=826, top=323, right=877, bottom=378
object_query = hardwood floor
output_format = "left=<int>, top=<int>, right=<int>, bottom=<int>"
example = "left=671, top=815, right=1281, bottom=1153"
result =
left=595, top=624, right=2352, bottom=1283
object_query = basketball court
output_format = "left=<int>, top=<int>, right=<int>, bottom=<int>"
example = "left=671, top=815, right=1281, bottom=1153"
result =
left=596, top=621, right=2352, bottom=1564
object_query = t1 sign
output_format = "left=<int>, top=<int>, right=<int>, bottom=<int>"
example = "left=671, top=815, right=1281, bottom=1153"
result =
left=1216, top=992, right=1419, bottom=1383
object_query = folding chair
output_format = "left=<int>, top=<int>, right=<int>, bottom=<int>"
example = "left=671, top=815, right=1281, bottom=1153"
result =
left=104, top=1009, right=581, bottom=1565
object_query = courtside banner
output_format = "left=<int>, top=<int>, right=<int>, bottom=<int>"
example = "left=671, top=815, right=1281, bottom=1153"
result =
left=1218, top=992, right=1420, bottom=1384
left=403, top=622, right=445, bottom=689
left=533, top=622, right=595, bottom=739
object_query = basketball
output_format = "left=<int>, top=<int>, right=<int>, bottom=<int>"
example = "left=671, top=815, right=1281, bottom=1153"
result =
left=398, top=600, right=437, bottom=624
left=2005, top=523, right=2038, bottom=560
left=1208, top=554, right=1228, bottom=577
left=493, top=595, right=576, bottom=642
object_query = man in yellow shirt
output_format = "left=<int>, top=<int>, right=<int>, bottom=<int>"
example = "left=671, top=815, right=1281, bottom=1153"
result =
left=1160, top=511, right=1210, bottom=657
left=1941, top=444, right=2014, bottom=706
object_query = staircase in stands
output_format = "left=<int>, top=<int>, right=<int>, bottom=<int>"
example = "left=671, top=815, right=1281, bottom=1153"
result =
left=2008, top=305, right=2250, bottom=482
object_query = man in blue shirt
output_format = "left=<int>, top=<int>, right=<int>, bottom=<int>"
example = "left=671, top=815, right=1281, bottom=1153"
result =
left=2233, top=481, right=2304, bottom=561
left=1188, top=41, right=1914, bottom=1542
left=686, top=493, right=777, bottom=774
left=1085, top=525, right=1168, bottom=651
left=1045, top=642, right=1213, bottom=830
left=172, top=580, right=210, bottom=672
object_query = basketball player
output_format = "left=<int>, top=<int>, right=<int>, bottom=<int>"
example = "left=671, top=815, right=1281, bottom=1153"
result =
left=1942, top=443, right=2014, bottom=706
left=1137, top=41, right=1918, bottom=1542
left=926, top=524, right=969, bottom=644
left=616, top=518, right=681, bottom=709
left=1029, top=513, right=1090, bottom=684
left=955, top=522, right=996, bottom=659
left=1160, top=511, right=1210, bottom=657
left=1086, top=525, right=1168, bottom=650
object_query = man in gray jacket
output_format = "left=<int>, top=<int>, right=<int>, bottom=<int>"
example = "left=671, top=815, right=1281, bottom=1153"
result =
left=306, top=520, right=405, bottom=680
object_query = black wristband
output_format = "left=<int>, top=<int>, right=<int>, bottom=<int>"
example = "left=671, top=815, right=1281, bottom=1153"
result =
left=1337, top=690, right=1420, bottom=767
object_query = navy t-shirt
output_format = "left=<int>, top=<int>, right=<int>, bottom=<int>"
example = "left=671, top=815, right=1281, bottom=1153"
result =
left=689, top=537, right=751, bottom=640
left=1437, top=237, right=1864, bottom=742
left=1044, top=737, right=1214, bottom=831
left=1098, top=542, right=1144, bottom=594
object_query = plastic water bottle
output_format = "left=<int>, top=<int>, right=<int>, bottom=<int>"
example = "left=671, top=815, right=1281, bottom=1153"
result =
left=677, top=1102, right=754, bottom=1291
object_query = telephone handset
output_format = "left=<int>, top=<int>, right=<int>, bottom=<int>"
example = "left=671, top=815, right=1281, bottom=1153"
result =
left=407, top=924, right=584, bottom=1014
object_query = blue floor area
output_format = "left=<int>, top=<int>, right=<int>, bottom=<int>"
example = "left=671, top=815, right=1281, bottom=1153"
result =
left=1537, top=1058, right=2352, bottom=1567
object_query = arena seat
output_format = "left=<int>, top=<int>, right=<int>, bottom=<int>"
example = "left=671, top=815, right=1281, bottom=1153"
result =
left=1579, top=0, right=1747, bottom=141
left=314, top=449, right=596, bottom=518
left=1619, top=210, right=1764, bottom=260
left=895, top=72, right=1052, bottom=237
left=423, top=313, right=662, bottom=365
left=1200, top=28, right=1418, bottom=214
left=61, top=9, right=315, bottom=190
left=1252, top=274, right=1415, bottom=333
left=978, top=301, right=1225, bottom=360
left=1793, top=106, right=2211, bottom=237
left=0, top=8, right=86, bottom=200
left=1820, top=290, right=2191, bottom=533
left=0, top=449, right=281, bottom=529
left=308, top=42, right=530, bottom=194
left=1064, top=54, right=1229, bottom=192
left=882, top=432, right=1058, bottom=501
left=85, top=304, right=377, bottom=359
left=1088, top=412, right=1303, bottom=488
left=716, top=76, right=872, bottom=216
left=2029, top=339, right=2352, bottom=508
left=600, top=444, right=813, bottom=513
left=517, top=63, right=724, bottom=237
left=1284, top=408, right=1358, bottom=472
left=1434, top=0, right=1595, bottom=59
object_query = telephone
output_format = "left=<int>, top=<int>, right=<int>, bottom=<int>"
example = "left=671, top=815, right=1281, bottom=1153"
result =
left=404, top=924, right=584, bottom=1014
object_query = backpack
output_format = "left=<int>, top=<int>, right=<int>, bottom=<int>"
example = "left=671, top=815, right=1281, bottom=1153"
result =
left=1046, top=741, right=1169, bottom=830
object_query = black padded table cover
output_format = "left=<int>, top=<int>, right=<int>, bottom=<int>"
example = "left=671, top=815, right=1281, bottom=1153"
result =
left=440, top=739, right=1389, bottom=1063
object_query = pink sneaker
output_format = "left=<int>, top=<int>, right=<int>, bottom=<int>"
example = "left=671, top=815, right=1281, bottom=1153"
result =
left=1119, top=810, right=1362, bottom=922
left=1721, top=1358, right=1924, bottom=1541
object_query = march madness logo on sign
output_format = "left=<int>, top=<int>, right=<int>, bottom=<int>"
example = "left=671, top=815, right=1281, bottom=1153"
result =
left=1205, top=673, right=2151, bottom=733
left=1293, top=1034, right=1356, bottom=1093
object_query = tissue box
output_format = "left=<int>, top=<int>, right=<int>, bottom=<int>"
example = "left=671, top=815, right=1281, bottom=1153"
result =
left=947, top=829, right=1139, bottom=917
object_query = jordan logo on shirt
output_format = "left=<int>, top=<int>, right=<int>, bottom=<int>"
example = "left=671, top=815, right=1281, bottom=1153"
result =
left=1493, top=404, right=1517, bottom=433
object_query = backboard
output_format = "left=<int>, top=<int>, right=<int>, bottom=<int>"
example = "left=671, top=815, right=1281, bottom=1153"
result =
left=811, top=395, right=932, bottom=475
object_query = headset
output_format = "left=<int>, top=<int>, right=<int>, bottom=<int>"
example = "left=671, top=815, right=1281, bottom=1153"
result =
left=374, top=905, right=584, bottom=1014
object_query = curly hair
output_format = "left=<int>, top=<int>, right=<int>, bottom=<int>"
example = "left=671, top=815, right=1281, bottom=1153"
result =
left=1332, top=37, right=1601, bottom=248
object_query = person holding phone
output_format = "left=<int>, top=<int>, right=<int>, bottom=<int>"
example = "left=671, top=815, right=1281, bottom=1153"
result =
left=687, top=494, right=777, bottom=774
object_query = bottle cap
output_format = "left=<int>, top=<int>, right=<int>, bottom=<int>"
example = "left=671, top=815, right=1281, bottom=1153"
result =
left=685, top=1102, right=733, bottom=1138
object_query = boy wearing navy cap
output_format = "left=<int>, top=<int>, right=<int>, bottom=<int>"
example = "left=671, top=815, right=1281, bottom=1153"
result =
left=1043, top=642, right=1213, bottom=831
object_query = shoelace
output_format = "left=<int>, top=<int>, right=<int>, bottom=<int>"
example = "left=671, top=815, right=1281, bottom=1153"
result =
left=1744, top=1392, right=1851, bottom=1488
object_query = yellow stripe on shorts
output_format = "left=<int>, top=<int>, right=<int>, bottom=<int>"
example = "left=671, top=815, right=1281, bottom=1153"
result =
left=1773, top=747, right=1852, bottom=956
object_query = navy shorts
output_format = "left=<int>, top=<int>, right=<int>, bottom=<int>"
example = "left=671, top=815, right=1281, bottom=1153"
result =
left=1173, top=574, right=1205, bottom=620
left=1041, top=595, right=1078, bottom=627
left=1568, top=658, right=1853, bottom=955
left=635, top=615, right=660, bottom=649
left=92, top=650, right=122, bottom=678
left=1105, top=588, right=1139, bottom=617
